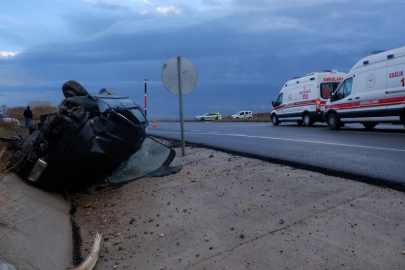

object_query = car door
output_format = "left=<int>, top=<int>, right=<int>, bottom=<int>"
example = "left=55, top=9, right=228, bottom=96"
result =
left=353, top=62, right=387, bottom=121
left=386, top=50, right=405, bottom=121
left=330, top=78, right=354, bottom=122
left=273, top=93, right=284, bottom=117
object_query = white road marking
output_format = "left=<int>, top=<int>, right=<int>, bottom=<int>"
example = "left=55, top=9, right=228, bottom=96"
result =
left=151, top=131, right=405, bottom=153
left=339, top=130, right=405, bottom=136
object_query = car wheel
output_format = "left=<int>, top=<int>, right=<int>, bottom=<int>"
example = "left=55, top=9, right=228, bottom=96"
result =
left=271, top=114, right=280, bottom=126
left=248, top=117, right=253, bottom=120
left=236, top=117, right=239, bottom=120
left=62, top=80, right=89, bottom=98
left=327, top=113, right=340, bottom=130
left=303, top=113, right=313, bottom=127
left=296, top=120, right=303, bottom=126
left=403, top=115, right=405, bottom=129
left=363, top=123, right=377, bottom=130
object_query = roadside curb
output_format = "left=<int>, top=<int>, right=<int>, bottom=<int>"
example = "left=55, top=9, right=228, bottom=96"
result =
left=152, top=135, right=405, bottom=193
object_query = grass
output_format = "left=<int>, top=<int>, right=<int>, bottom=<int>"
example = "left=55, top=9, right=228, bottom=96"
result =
left=6, top=106, right=56, bottom=122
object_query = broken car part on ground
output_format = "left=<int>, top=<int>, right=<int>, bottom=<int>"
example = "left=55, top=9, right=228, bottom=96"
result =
left=1, top=80, right=175, bottom=190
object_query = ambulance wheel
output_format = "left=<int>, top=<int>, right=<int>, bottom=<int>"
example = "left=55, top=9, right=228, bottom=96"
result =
left=363, top=123, right=377, bottom=130
left=271, top=114, right=280, bottom=126
left=303, top=113, right=313, bottom=127
left=327, top=113, right=340, bottom=130
left=296, top=121, right=303, bottom=126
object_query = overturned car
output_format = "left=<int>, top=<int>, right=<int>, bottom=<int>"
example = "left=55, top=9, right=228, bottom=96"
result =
left=14, top=81, right=174, bottom=190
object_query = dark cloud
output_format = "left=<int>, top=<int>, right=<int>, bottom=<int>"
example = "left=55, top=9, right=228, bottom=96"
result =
left=1, top=0, right=405, bottom=118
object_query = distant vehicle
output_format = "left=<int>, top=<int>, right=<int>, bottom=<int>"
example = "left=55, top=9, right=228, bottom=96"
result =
left=0, top=112, right=20, bottom=125
left=231, top=111, right=253, bottom=120
left=271, top=71, right=347, bottom=126
left=195, top=113, right=222, bottom=121
left=324, top=46, right=405, bottom=130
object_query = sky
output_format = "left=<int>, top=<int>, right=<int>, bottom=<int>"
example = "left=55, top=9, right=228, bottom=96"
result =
left=0, top=0, right=405, bottom=119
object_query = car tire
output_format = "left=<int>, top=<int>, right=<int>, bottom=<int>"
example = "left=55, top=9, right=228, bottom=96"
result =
left=62, top=80, right=89, bottom=98
left=363, top=123, right=377, bottom=130
left=327, top=113, right=340, bottom=130
left=303, top=113, right=313, bottom=127
left=236, top=117, right=239, bottom=120
left=271, top=114, right=280, bottom=126
left=248, top=117, right=252, bottom=120
left=296, top=120, right=303, bottom=126
left=403, top=115, right=405, bottom=129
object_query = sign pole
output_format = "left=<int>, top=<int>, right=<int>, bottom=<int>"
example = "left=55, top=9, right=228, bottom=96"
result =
left=144, top=79, right=147, bottom=118
left=177, top=56, right=186, bottom=156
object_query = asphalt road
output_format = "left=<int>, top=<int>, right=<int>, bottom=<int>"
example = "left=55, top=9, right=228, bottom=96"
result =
left=148, top=121, right=405, bottom=185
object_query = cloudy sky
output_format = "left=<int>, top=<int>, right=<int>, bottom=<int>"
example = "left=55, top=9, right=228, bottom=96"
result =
left=0, top=0, right=404, bottom=118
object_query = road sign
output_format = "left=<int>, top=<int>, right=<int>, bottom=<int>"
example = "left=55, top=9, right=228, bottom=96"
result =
left=161, top=56, right=198, bottom=156
left=161, top=57, right=198, bottom=96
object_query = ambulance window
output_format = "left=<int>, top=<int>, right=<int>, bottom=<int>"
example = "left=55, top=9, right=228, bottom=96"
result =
left=275, top=93, right=283, bottom=107
left=335, top=83, right=345, bottom=100
left=320, top=83, right=339, bottom=99
left=344, top=78, right=353, bottom=98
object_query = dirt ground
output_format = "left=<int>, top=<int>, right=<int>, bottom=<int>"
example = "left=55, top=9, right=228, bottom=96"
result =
left=0, top=123, right=28, bottom=181
left=74, top=147, right=405, bottom=270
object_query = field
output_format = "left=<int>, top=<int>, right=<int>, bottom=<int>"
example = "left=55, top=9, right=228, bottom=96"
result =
left=6, top=106, right=56, bottom=122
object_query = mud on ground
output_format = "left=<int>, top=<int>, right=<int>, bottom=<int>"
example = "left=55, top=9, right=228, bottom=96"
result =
left=73, top=147, right=405, bottom=270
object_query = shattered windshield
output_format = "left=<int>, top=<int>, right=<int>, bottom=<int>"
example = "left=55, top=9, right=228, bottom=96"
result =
left=108, top=137, right=175, bottom=184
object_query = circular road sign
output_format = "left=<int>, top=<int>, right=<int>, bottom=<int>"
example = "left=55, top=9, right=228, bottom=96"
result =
left=161, top=56, right=198, bottom=96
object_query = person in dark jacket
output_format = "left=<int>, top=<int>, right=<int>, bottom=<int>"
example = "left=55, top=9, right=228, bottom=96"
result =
left=23, top=106, right=33, bottom=129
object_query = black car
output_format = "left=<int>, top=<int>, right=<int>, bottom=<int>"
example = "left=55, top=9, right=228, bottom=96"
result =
left=16, top=80, right=174, bottom=190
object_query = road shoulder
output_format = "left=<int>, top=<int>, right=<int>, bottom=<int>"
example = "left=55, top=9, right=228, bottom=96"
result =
left=74, top=147, right=405, bottom=270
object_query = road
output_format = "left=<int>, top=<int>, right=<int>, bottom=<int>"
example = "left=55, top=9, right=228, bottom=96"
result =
left=148, top=121, right=405, bottom=185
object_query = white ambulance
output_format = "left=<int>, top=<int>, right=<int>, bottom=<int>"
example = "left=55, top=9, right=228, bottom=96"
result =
left=324, top=46, right=405, bottom=130
left=270, top=71, right=346, bottom=126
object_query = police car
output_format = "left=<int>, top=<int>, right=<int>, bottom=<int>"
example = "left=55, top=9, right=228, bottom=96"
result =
left=195, top=113, right=222, bottom=121
left=324, top=46, right=405, bottom=130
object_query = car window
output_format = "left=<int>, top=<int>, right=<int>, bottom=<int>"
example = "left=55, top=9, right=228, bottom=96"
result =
left=130, top=109, right=148, bottom=126
left=240, top=112, right=244, bottom=115
left=334, top=82, right=345, bottom=101
left=275, top=93, right=283, bottom=107
left=344, top=78, right=353, bottom=98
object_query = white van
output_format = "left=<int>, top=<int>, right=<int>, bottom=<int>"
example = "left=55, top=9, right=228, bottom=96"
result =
left=324, top=47, right=405, bottom=130
left=231, top=111, right=253, bottom=120
left=270, top=71, right=347, bottom=126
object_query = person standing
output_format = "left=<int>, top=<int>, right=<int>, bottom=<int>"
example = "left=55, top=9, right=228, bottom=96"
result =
left=23, top=106, right=33, bottom=129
